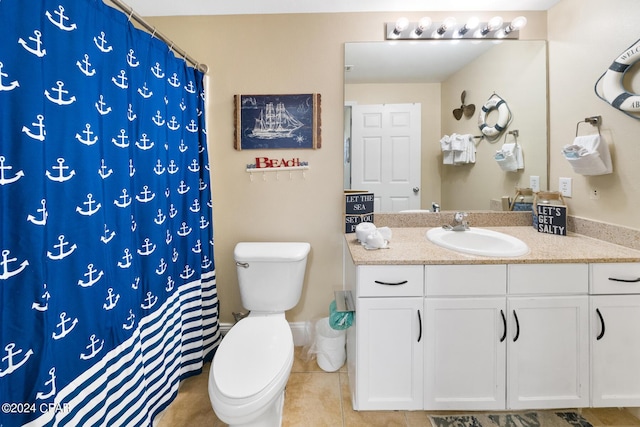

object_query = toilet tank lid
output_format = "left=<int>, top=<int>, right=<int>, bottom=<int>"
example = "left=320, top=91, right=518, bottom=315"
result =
left=234, top=242, right=311, bottom=262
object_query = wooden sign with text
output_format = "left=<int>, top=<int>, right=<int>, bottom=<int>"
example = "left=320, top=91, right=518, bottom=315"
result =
left=536, top=204, right=567, bottom=236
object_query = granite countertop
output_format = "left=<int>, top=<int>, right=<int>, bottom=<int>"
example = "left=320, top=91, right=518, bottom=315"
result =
left=346, top=226, right=640, bottom=265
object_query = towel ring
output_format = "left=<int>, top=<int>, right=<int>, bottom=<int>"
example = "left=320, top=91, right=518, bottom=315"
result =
left=576, top=116, right=601, bottom=137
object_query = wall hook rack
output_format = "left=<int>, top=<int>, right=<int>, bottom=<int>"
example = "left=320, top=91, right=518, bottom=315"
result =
left=246, top=165, right=310, bottom=182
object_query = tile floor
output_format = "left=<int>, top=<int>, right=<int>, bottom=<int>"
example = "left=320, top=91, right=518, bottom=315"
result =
left=156, top=347, right=640, bottom=427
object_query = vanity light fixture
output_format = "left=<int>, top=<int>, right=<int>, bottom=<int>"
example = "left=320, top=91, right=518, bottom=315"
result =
left=385, top=15, right=525, bottom=40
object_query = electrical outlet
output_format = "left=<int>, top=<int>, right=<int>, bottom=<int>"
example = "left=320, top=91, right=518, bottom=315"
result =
left=529, top=176, right=540, bottom=192
left=559, top=177, right=572, bottom=198
left=590, top=189, right=600, bottom=200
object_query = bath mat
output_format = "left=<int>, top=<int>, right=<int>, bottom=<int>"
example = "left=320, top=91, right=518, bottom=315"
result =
left=429, top=411, right=593, bottom=427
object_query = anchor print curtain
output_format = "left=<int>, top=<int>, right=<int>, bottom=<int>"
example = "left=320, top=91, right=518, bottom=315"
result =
left=0, top=0, right=220, bottom=425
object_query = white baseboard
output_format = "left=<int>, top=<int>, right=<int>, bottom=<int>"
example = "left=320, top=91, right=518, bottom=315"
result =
left=219, top=321, right=311, bottom=347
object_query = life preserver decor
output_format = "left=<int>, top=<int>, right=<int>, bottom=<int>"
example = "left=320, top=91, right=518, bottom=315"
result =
left=478, top=94, right=511, bottom=138
left=595, top=38, right=640, bottom=119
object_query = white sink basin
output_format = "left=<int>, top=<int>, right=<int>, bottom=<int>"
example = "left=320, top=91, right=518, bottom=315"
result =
left=426, top=227, right=529, bottom=257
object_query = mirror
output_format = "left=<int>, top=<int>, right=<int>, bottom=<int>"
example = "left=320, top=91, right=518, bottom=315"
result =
left=344, top=40, right=548, bottom=212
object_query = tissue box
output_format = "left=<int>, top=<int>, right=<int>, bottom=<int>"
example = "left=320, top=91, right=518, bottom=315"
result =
left=344, top=191, right=374, bottom=233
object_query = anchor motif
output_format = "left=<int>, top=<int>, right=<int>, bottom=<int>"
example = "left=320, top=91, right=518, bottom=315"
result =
left=169, top=204, right=178, bottom=219
left=166, top=276, right=175, bottom=292
left=151, top=62, right=165, bottom=79
left=95, top=95, right=112, bottom=115
left=135, top=133, right=154, bottom=150
left=137, top=238, right=156, bottom=256
left=192, top=239, right=202, bottom=254
left=76, top=54, right=96, bottom=77
left=44, top=80, right=76, bottom=106
left=202, top=256, right=213, bottom=270
left=101, top=224, right=116, bottom=244
left=137, top=83, right=153, bottom=99
left=18, top=29, right=47, bottom=57
left=177, top=222, right=192, bottom=237
left=0, top=343, right=33, bottom=377
left=36, top=367, right=56, bottom=400
left=167, top=116, right=180, bottom=131
left=76, top=193, right=101, bottom=216
left=27, top=199, right=48, bottom=226
left=156, top=258, right=167, bottom=275
left=127, top=49, right=139, bottom=67
left=131, top=215, right=137, bottom=232
left=164, top=187, right=170, bottom=198
left=22, top=114, right=46, bottom=141
left=123, top=310, right=136, bottom=330
left=167, top=160, right=179, bottom=174
left=75, top=123, right=98, bottom=145
left=103, top=288, right=120, bottom=310
left=0, top=249, right=29, bottom=280
left=177, top=181, right=190, bottom=195
left=184, top=81, right=196, bottom=94
left=136, top=185, right=155, bottom=203
left=152, top=110, right=165, bottom=127
left=141, top=291, right=158, bottom=310
left=180, top=264, right=195, bottom=280
left=93, top=31, right=113, bottom=53
left=129, top=159, right=136, bottom=177
left=154, top=159, right=165, bottom=175
left=131, top=276, right=140, bottom=290
left=0, top=62, right=20, bottom=91
left=0, top=156, right=25, bottom=185
left=128, top=104, right=137, bottom=121
left=78, top=263, right=104, bottom=288
left=52, top=312, right=78, bottom=340
left=32, top=283, right=50, bottom=312
left=46, top=158, right=75, bottom=182
left=179, top=141, right=188, bottom=153
left=111, top=70, right=128, bottom=88
left=47, top=235, right=77, bottom=260
left=199, top=179, right=208, bottom=191
left=117, top=248, right=132, bottom=269
left=172, top=248, right=179, bottom=263
left=112, top=129, right=129, bottom=148
left=154, top=209, right=166, bottom=225
left=168, top=73, right=180, bottom=87
left=45, top=5, right=77, bottom=31
left=199, top=216, right=210, bottom=229
left=188, top=159, right=200, bottom=173
left=164, top=96, right=169, bottom=105
left=165, top=230, right=173, bottom=245
left=179, top=100, right=187, bottom=111
left=79, top=334, right=104, bottom=360
left=113, top=189, right=131, bottom=208
left=186, top=120, right=199, bottom=133
left=190, top=199, right=201, bottom=213
left=98, top=159, right=113, bottom=179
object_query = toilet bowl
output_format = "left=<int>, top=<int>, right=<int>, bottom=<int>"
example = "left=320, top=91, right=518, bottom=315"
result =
left=208, top=242, right=310, bottom=427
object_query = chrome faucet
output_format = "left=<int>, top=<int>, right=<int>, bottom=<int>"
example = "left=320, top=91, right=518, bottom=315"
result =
left=443, top=211, right=469, bottom=231
left=431, top=202, right=441, bottom=212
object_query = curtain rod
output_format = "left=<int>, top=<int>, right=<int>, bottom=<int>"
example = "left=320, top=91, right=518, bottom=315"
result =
left=105, top=0, right=209, bottom=74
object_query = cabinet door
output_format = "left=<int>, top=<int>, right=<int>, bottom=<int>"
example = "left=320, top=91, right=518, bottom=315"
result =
left=507, top=296, right=589, bottom=409
left=424, top=297, right=506, bottom=410
left=591, top=295, right=640, bottom=407
left=355, top=297, right=423, bottom=410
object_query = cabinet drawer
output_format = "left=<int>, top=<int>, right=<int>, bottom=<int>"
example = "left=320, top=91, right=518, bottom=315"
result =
left=357, top=265, right=423, bottom=297
left=591, top=263, right=640, bottom=295
left=508, top=263, right=588, bottom=295
left=425, top=265, right=506, bottom=296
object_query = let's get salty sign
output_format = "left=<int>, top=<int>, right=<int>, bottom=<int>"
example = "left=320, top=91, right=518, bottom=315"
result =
left=537, top=204, right=567, bottom=236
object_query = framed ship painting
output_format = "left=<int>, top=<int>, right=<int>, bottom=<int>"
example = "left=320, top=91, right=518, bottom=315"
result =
left=234, top=93, right=322, bottom=150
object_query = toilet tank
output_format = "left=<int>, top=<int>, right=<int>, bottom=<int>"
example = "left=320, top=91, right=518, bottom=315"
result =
left=234, top=242, right=311, bottom=312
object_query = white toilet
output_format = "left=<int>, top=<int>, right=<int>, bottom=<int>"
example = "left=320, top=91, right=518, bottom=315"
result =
left=208, top=242, right=311, bottom=427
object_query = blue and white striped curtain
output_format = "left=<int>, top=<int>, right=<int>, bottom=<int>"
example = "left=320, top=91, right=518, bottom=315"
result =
left=0, top=0, right=220, bottom=425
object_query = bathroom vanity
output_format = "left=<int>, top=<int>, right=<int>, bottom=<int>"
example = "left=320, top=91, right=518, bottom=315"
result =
left=343, top=226, right=640, bottom=412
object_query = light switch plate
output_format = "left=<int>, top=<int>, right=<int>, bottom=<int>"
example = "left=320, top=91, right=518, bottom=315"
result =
left=559, top=177, right=572, bottom=198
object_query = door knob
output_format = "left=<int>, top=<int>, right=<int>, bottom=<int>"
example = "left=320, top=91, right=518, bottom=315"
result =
left=413, top=187, right=420, bottom=194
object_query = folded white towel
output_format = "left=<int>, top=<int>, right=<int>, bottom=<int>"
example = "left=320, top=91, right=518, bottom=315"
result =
left=563, top=135, right=612, bottom=175
left=495, top=142, right=522, bottom=172
left=450, top=133, right=466, bottom=151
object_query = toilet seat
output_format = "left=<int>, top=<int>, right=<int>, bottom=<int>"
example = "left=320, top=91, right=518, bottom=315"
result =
left=213, top=316, right=293, bottom=400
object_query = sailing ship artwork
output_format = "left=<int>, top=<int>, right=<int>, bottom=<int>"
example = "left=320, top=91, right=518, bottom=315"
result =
left=235, top=94, right=321, bottom=150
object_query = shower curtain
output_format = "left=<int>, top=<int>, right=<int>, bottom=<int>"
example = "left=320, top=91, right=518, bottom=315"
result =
left=0, top=0, right=220, bottom=425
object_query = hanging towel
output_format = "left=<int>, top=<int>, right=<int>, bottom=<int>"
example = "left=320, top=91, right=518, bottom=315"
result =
left=562, top=135, right=612, bottom=175
left=494, top=142, right=522, bottom=172
left=440, top=135, right=455, bottom=165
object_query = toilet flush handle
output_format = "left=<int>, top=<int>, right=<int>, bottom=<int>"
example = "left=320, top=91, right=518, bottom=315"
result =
left=236, top=261, right=249, bottom=268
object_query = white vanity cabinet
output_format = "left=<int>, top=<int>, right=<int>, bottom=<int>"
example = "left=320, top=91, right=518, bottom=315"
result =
left=345, top=260, right=424, bottom=411
left=590, top=263, right=640, bottom=407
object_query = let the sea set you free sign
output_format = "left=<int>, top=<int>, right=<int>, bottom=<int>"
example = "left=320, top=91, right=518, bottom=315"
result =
left=537, top=204, right=567, bottom=236
left=344, top=192, right=374, bottom=233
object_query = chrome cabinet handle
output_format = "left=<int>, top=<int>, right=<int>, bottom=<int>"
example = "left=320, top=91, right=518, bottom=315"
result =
left=236, top=262, right=249, bottom=268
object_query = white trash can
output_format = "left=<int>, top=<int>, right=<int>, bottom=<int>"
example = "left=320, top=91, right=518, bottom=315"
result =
left=315, top=317, right=346, bottom=372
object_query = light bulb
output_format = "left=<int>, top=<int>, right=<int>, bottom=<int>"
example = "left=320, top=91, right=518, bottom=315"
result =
left=413, top=17, right=432, bottom=37
left=391, top=17, right=409, bottom=38
left=504, top=16, right=528, bottom=35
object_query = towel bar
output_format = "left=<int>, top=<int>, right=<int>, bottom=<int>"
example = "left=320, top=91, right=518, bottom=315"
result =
left=576, top=116, right=601, bottom=136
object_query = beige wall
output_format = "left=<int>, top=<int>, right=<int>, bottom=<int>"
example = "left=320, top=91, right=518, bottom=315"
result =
left=145, top=6, right=640, bottom=325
